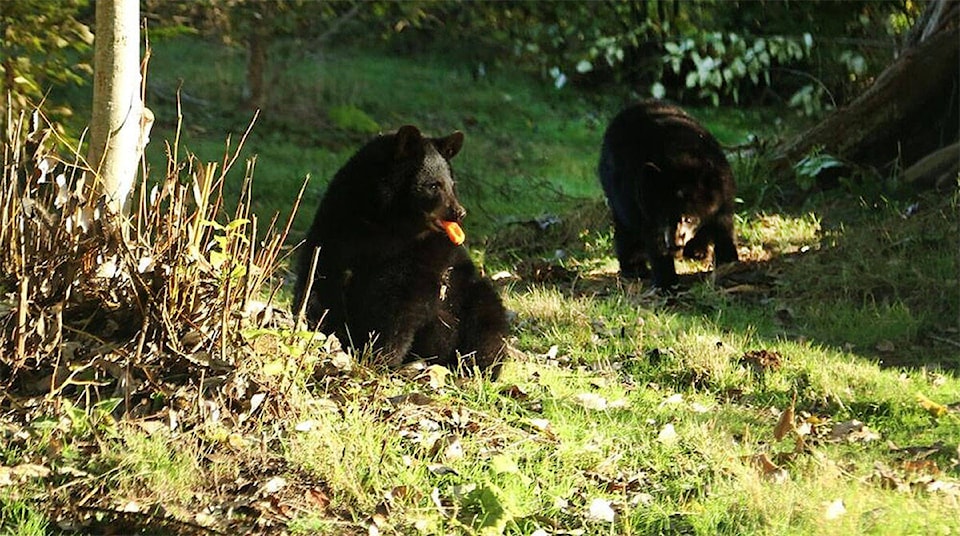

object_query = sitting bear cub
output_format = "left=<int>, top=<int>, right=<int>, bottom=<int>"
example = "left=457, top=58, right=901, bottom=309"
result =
left=598, top=100, right=739, bottom=287
left=293, top=125, right=508, bottom=378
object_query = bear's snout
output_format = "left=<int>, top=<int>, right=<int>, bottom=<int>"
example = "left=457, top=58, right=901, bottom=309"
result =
left=675, top=215, right=700, bottom=247
left=449, top=203, right=467, bottom=223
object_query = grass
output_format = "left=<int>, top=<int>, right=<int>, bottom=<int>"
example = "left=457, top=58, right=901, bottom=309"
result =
left=3, top=34, right=959, bottom=534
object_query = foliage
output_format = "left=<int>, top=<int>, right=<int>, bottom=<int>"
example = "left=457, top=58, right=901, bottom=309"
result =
left=794, top=147, right=844, bottom=190
left=0, top=0, right=93, bottom=118
left=379, top=0, right=921, bottom=115
left=658, top=31, right=814, bottom=108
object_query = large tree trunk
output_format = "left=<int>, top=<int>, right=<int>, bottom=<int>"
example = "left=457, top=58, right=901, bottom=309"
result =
left=772, top=0, right=959, bottom=185
left=88, top=0, right=152, bottom=218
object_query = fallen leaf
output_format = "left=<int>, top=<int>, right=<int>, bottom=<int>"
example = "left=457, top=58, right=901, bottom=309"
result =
left=1, top=467, right=14, bottom=486
left=262, top=359, right=285, bottom=376
left=873, top=462, right=909, bottom=492
left=823, top=499, right=846, bottom=520
left=917, top=393, right=948, bottom=418
left=660, top=393, right=684, bottom=407
left=430, top=487, right=450, bottom=517
left=774, top=395, right=796, bottom=441
left=13, top=464, right=51, bottom=479
left=427, top=464, right=458, bottom=476
left=526, top=418, right=551, bottom=432
left=744, top=453, right=789, bottom=484
left=690, top=402, right=710, bottom=413
left=250, top=392, right=266, bottom=413
left=136, top=420, right=166, bottom=436
left=829, top=420, right=880, bottom=443
left=587, top=498, right=616, bottom=522
left=331, top=351, right=352, bottom=370
left=608, top=398, right=630, bottom=409
left=524, top=418, right=557, bottom=441
left=307, top=487, right=330, bottom=510
left=575, top=393, right=608, bottom=411
left=903, top=459, right=939, bottom=475
left=294, top=420, right=316, bottom=432
left=227, top=433, right=246, bottom=449
left=926, top=480, right=960, bottom=496
left=443, top=437, right=464, bottom=462
left=875, top=340, right=895, bottom=353
left=499, top=384, right=529, bottom=401
left=740, top=349, right=783, bottom=372
left=490, top=455, right=521, bottom=475
left=388, top=392, right=434, bottom=406
left=421, top=365, right=451, bottom=389
left=657, top=423, right=678, bottom=445
left=262, top=476, right=287, bottom=495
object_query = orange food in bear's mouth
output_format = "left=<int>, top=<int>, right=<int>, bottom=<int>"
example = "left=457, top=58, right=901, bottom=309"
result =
left=441, top=221, right=465, bottom=245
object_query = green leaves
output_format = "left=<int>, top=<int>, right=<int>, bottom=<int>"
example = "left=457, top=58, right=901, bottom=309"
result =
left=661, top=31, right=814, bottom=106
left=793, top=147, right=843, bottom=190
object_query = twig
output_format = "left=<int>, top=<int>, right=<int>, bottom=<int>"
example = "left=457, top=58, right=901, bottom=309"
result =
left=296, top=245, right=322, bottom=330
left=930, top=334, right=960, bottom=349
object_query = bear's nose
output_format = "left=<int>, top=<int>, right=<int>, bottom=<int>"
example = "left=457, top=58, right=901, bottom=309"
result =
left=453, top=205, right=467, bottom=222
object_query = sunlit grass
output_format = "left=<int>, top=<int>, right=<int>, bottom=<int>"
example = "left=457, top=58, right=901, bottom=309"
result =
left=104, top=430, right=205, bottom=506
left=0, top=493, right=48, bottom=536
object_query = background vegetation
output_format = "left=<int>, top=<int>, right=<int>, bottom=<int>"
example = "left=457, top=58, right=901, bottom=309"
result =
left=1, top=1, right=958, bottom=534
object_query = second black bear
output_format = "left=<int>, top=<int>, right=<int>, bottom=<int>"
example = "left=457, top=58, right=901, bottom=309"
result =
left=293, top=125, right=508, bottom=378
left=598, top=100, right=739, bottom=287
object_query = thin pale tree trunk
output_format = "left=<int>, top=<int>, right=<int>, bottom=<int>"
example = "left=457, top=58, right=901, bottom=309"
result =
left=87, top=0, right=151, bottom=219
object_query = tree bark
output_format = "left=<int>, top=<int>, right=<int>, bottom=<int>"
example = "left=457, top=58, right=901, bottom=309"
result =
left=771, top=0, right=959, bottom=184
left=87, top=0, right=151, bottom=218
left=245, top=28, right=268, bottom=111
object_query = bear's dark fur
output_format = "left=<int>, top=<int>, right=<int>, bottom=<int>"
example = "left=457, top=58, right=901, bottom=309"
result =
left=293, top=125, right=508, bottom=378
left=598, top=100, right=738, bottom=287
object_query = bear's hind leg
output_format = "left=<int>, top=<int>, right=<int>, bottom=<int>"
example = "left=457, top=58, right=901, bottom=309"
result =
left=456, top=279, right=508, bottom=379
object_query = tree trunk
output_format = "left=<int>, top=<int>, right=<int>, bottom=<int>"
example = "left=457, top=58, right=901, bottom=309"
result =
left=87, top=0, right=151, bottom=218
left=243, top=1, right=276, bottom=112
left=771, top=0, right=959, bottom=184
left=246, top=29, right=268, bottom=111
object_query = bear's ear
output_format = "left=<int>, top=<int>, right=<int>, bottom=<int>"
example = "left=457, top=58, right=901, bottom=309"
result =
left=394, top=125, right=423, bottom=160
left=435, top=131, right=465, bottom=160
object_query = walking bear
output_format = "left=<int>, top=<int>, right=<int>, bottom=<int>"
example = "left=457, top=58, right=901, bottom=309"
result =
left=598, top=100, right=739, bottom=287
left=293, top=125, right=508, bottom=379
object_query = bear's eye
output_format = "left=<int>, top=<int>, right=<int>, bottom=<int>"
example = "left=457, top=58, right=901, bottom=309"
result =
left=428, top=182, right=442, bottom=191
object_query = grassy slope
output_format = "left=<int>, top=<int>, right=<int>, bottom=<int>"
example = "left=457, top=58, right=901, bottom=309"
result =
left=4, top=36, right=959, bottom=535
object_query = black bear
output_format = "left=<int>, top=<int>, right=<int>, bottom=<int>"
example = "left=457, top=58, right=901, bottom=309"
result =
left=598, top=100, right=738, bottom=287
left=293, top=125, right=508, bottom=379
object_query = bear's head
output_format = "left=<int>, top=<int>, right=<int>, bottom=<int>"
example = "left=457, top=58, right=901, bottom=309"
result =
left=385, top=125, right=466, bottom=239
left=639, top=159, right=726, bottom=257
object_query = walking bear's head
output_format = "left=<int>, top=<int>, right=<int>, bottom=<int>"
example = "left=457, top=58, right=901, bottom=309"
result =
left=376, top=125, right=466, bottom=238
left=638, top=158, right=728, bottom=258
